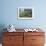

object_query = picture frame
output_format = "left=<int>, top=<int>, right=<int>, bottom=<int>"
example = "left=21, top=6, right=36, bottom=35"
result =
left=17, top=7, right=34, bottom=19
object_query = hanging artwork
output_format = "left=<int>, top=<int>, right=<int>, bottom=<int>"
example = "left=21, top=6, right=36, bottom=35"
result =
left=18, top=7, right=34, bottom=19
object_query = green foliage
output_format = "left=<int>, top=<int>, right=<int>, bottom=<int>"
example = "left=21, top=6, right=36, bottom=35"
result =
left=19, top=10, right=32, bottom=17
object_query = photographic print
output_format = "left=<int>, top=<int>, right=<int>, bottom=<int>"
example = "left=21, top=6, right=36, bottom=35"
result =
left=18, top=7, right=34, bottom=19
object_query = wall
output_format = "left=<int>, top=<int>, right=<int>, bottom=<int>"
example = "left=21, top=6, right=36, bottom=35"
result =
left=0, top=0, right=46, bottom=30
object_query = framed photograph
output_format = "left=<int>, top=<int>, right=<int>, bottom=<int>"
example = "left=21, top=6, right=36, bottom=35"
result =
left=18, top=7, right=34, bottom=19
